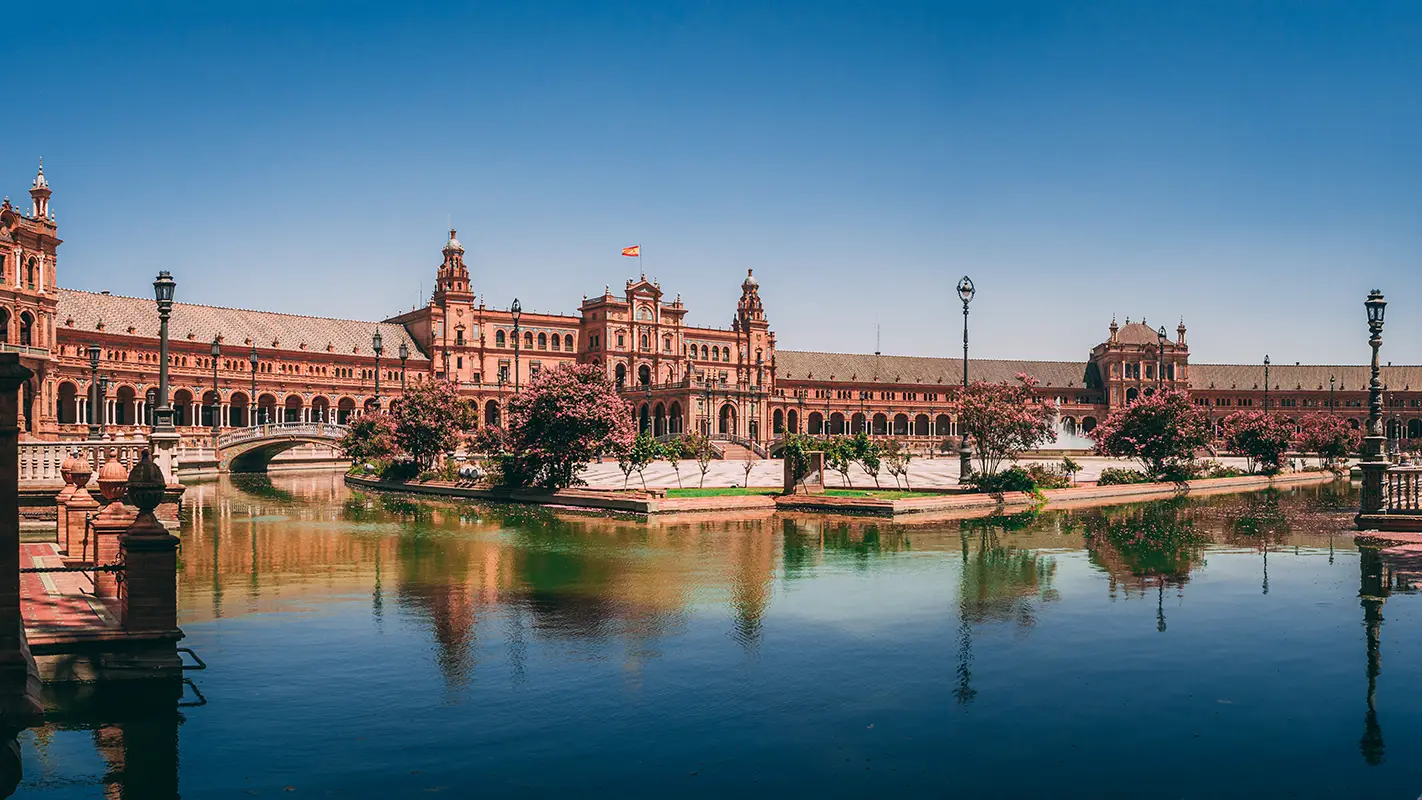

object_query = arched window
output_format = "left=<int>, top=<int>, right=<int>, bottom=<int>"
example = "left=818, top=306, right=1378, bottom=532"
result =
left=549, top=334, right=560, bottom=350
left=638, top=364, right=651, bottom=386
left=25, top=258, right=35, bottom=289
left=524, top=331, right=534, bottom=349
left=495, top=330, right=506, bottom=348
left=722, top=347, right=731, bottom=361
left=637, top=306, right=652, bottom=321
left=19, top=313, right=33, bottom=347
left=711, top=347, right=719, bottom=362
left=564, top=335, right=574, bottom=352
left=663, top=335, right=672, bottom=352
left=640, top=334, right=649, bottom=349
left=701, top=345, right=709, bottom=360
left=538, top=332, right=547, bottom=349
left=615, top=363, right=626, bottom=389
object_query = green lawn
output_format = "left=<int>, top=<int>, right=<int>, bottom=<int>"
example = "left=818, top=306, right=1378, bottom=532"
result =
left=821, top=489, right=940, bottom=499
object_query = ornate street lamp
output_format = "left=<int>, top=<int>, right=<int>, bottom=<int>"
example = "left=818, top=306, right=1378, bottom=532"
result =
left=1156, top=325, right=1167, bottom=389
left=1359, top=289, right=1388, bottom=519
left=152, top=271, right=176, bottom=432
left=511, top=299, right=522, bottom=394
left=1330, top=375, right=1336, bottom=415
left=87, top=344, right=101, bottom=439
left=957, top=275, right=975, bottom=481
left=210, top=336, right=221, bottom=438
left=399, top=341, right=409, bottom=392
left=372, top=329, right=384, bottom=406
left=1263, top=354, right=1271, bottom=413
left=249, top=343, right=259, bottom=426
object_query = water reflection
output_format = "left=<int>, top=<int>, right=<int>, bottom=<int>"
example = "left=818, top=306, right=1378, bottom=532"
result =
left=24, top=474, right=1422, bottom=796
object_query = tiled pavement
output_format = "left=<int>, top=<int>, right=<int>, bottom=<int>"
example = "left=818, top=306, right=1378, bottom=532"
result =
left=20, top=542, right=119, bottom=636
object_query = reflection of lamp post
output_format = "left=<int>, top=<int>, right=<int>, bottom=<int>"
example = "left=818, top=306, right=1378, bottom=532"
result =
left=399, top=342, right=409, bottom=392
left=372, top=330, right=384, bottom=406
left=1359, top=290, right=1388, bottom=519
left=87, top=344, right=101, bottom=440
left=210, top=336, right=221, bottom=438
left=957, top=276, right=975, bottom=481
left=511, top=299, right=522, bottom=394
left=152, top=271, right=176, bottom=432
left=1264, top=354, right=1271, bottom=413
left=249, top=343, right=258, bottom=426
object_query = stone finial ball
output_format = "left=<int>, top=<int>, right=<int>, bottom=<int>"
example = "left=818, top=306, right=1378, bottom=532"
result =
left=69, top=452, right=93, bottom=488
left=96, top=451, right=129, bottom=504
left=125, top=452, right=165, bottom=514
left=59, top=451, right=78, bottom=486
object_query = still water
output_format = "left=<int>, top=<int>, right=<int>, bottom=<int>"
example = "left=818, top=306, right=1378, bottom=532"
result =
left=14, top=474, right=1422, bottom=798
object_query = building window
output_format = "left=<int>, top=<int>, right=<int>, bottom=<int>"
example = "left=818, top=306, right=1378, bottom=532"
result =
left=455, top=328, right=465, bottom=346
left=617, top=334, right=625, bottom=349
left=538, top=332, right=547, bottom=349
left=530, top=361, right=542, bottom=379
left=456, top=356, right=463, bottom=369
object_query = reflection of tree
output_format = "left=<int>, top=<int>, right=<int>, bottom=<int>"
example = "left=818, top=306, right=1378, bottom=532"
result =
left=952, top=522, right=1059, bottom=704
left=396, top=536, right=479, bottom=693
left=821, top=522, right=911, bottom=561
left=228, top=473, right=293, bottom=502
left=1221, top=491, right=1292, bottom=596
left=1081, top=498, right=1206, bottom=602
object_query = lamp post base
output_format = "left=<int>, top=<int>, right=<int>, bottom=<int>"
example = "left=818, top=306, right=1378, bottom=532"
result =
left=958, top=447, right=972, bottom=483
left=149, top=427, right=181, bottom=486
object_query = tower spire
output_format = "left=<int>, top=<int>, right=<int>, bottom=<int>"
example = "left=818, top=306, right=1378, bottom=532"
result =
left=29, top=158, right=51, bottom=219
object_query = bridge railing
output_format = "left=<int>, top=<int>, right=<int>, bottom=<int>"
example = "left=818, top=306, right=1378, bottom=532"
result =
left=19, top=437, right=149, bottom=485
left=217, top=422, right=350, bottom=448
left=1385, top=466, right=1422, bottom=514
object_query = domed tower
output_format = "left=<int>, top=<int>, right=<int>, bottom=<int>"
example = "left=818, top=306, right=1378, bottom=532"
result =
left=433, top=229, right=472, bottom=302
left=735, top=270, right=773, bottom=386
left=1088, top=316, right=1190, bottom=412
left=29, top=159, right=50, bottom=220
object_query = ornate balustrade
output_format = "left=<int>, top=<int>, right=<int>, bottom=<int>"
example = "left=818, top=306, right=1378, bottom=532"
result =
left=216, top=422, right=349, bottom=448
left=19, top=437, right=148, bottom=485
left=1385, top=466, right=1422, bottom=513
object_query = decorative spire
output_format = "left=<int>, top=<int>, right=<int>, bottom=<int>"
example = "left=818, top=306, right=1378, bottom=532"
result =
left=29, top=158, right=51, bottom=219
left=32, top=158, right=47, bottom=190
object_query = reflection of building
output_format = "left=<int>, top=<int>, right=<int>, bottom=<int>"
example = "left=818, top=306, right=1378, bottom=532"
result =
left=16, top=163, right=1422, bottom=445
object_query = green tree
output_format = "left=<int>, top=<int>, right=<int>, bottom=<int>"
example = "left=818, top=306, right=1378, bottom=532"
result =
left=825, top=436, right=857, bottom=488
left=339, top=412, right=398, bottom=467
left=884, top=438, right=914, bottom=489
left=1089, top=390, right=1211, bottom=479
left=620, top=432, right=664, bottom=490
left=388, top=380, right=476, bottom=470
left=853, top=432, right=884, bottom=488
left=503, top=363, right=637, bottom=489
left=1221, top=411, right=1294, bottom=474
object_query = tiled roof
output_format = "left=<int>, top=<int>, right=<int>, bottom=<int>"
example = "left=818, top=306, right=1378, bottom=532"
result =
left=776, top=350, right=1099, bottom=390
left=56, top=289, right=428, bottom=361
left=1189, top=363, right=1422, bottom=392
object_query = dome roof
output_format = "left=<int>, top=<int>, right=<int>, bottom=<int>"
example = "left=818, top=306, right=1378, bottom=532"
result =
left=1116, top=321, right=1166, bottom=346
left=443, top=228, right=464, bottom=254
left=742, top=269, right=758, bottom=289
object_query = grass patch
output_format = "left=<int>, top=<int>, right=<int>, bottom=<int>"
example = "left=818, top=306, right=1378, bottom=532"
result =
left=665, top=487, right=783, bottom=498
left=822, top=489, right=940, bottom=499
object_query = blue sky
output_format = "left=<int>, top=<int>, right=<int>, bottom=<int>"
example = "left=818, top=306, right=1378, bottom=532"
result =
left=4, top=1, right=1419, bottom=365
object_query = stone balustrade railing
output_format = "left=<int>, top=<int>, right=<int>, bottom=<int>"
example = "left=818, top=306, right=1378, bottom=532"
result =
left=1385, top=466, right=1422, bottom=513
left=19, top=437, right=149, bottom=485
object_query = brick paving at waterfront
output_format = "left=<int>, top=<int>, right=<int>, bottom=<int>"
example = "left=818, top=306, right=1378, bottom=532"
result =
left=577, top=455, right=1256, bottom=490
left=19, top=542, right=119, bottom=637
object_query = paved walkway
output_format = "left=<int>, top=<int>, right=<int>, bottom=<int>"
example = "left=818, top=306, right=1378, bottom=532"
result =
left=578, top=454, right=1259, bottom=490
left=20, top=542, right=119, bottom=637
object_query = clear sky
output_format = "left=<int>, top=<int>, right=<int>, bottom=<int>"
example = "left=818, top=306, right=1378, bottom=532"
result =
left=4, top=1, right=1419, bottom=366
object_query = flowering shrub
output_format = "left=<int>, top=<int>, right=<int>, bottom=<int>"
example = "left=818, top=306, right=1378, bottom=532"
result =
left=1089, top=390, right=1211, bottom=479
left=1097, top=467, right=1151, bottom=486
left=1220, top=411, right=1294, bottom=474
left=1294, top=413, right=1361, bottom=466
left=503, top=363, right=636, bottom=489
left=955, top=374, right=1058, bottom=476
left=340, top=412, right=398, bottom=467
left=388, top=380, right=476, bottom=469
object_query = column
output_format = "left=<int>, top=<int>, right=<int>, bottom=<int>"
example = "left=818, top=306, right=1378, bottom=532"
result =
left=0, top=354, right=41, bottom=721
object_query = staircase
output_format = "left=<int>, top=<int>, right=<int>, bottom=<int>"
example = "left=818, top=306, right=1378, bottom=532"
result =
left=717, top=442, right=762, bottom=461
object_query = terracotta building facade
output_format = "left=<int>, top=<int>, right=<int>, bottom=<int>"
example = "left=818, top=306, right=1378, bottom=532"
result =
left=13, top=165, right=1422, bottom=448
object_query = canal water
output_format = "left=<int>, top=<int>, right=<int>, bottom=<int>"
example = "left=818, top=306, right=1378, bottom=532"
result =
left=13, top=474, right=1422, bottom=798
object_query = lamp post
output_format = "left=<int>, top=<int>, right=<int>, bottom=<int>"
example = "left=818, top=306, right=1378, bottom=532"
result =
left=152, top=271, right=176, bottom=431
left=372, top=330, right=384, bottom=407
left=496, top=372, right=505, bottom=427
left=210, top=336, right=221, bottom=439
left=1330, top=375, right=1336, bottom=415
left=97, top=374, right=109, bottom=439
left=511, top=299, right=522, bottom=394
left=1156, top=325, right=1167, bottom=390
left=957, top=275, right=975, bottom=481
left=249, top=344, right=259, bottom=426
left=1359, top=289, right=1388, bottom=520
left=399, top=342, right=409, bottom=392
left=1263, top=355, right=1271, bottom=413
left=87, top=344, right=101, bottom=439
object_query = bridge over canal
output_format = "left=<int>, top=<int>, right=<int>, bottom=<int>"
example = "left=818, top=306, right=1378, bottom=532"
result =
left=216, top=422, right=350, bottom=473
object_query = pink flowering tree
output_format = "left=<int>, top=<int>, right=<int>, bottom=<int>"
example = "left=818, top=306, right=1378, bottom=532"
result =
left=1294, top=413, right=1361, bottom=467
left=388, top=380, right=477, bottom=470
left=955, top=374, right=1058, bottom=476
left=339, top=411, right=398, bottom=467
left=1089, top=390, right=1211, bottom=479
left=503, top=363, right=636, bottom=489
left=1220, top=410, right=1294, bottom=474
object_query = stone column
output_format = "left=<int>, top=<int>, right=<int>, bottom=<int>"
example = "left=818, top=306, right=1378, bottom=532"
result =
left=0, top=354, right=41, bottom=722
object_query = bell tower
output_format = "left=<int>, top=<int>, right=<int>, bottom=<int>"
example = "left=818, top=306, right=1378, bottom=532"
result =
left=735, top=270, right=773, bottom=386
left=433, top=229, right=472, bottom=303
left=29, top=160, right=50, bottom=221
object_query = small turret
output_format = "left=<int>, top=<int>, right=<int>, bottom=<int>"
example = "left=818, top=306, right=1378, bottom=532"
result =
left=1109, top=316, right=1119, bottom=344
left=1177, top=318, right=1187, bottom=346
left=29, top=159, right=51, bottom=220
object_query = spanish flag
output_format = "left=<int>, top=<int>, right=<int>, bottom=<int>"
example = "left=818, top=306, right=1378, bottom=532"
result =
left=621, top=245, right=640, bottom=257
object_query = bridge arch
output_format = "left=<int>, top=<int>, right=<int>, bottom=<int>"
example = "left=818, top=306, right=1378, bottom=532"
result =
left=218, top=422, right=351, bottom=473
